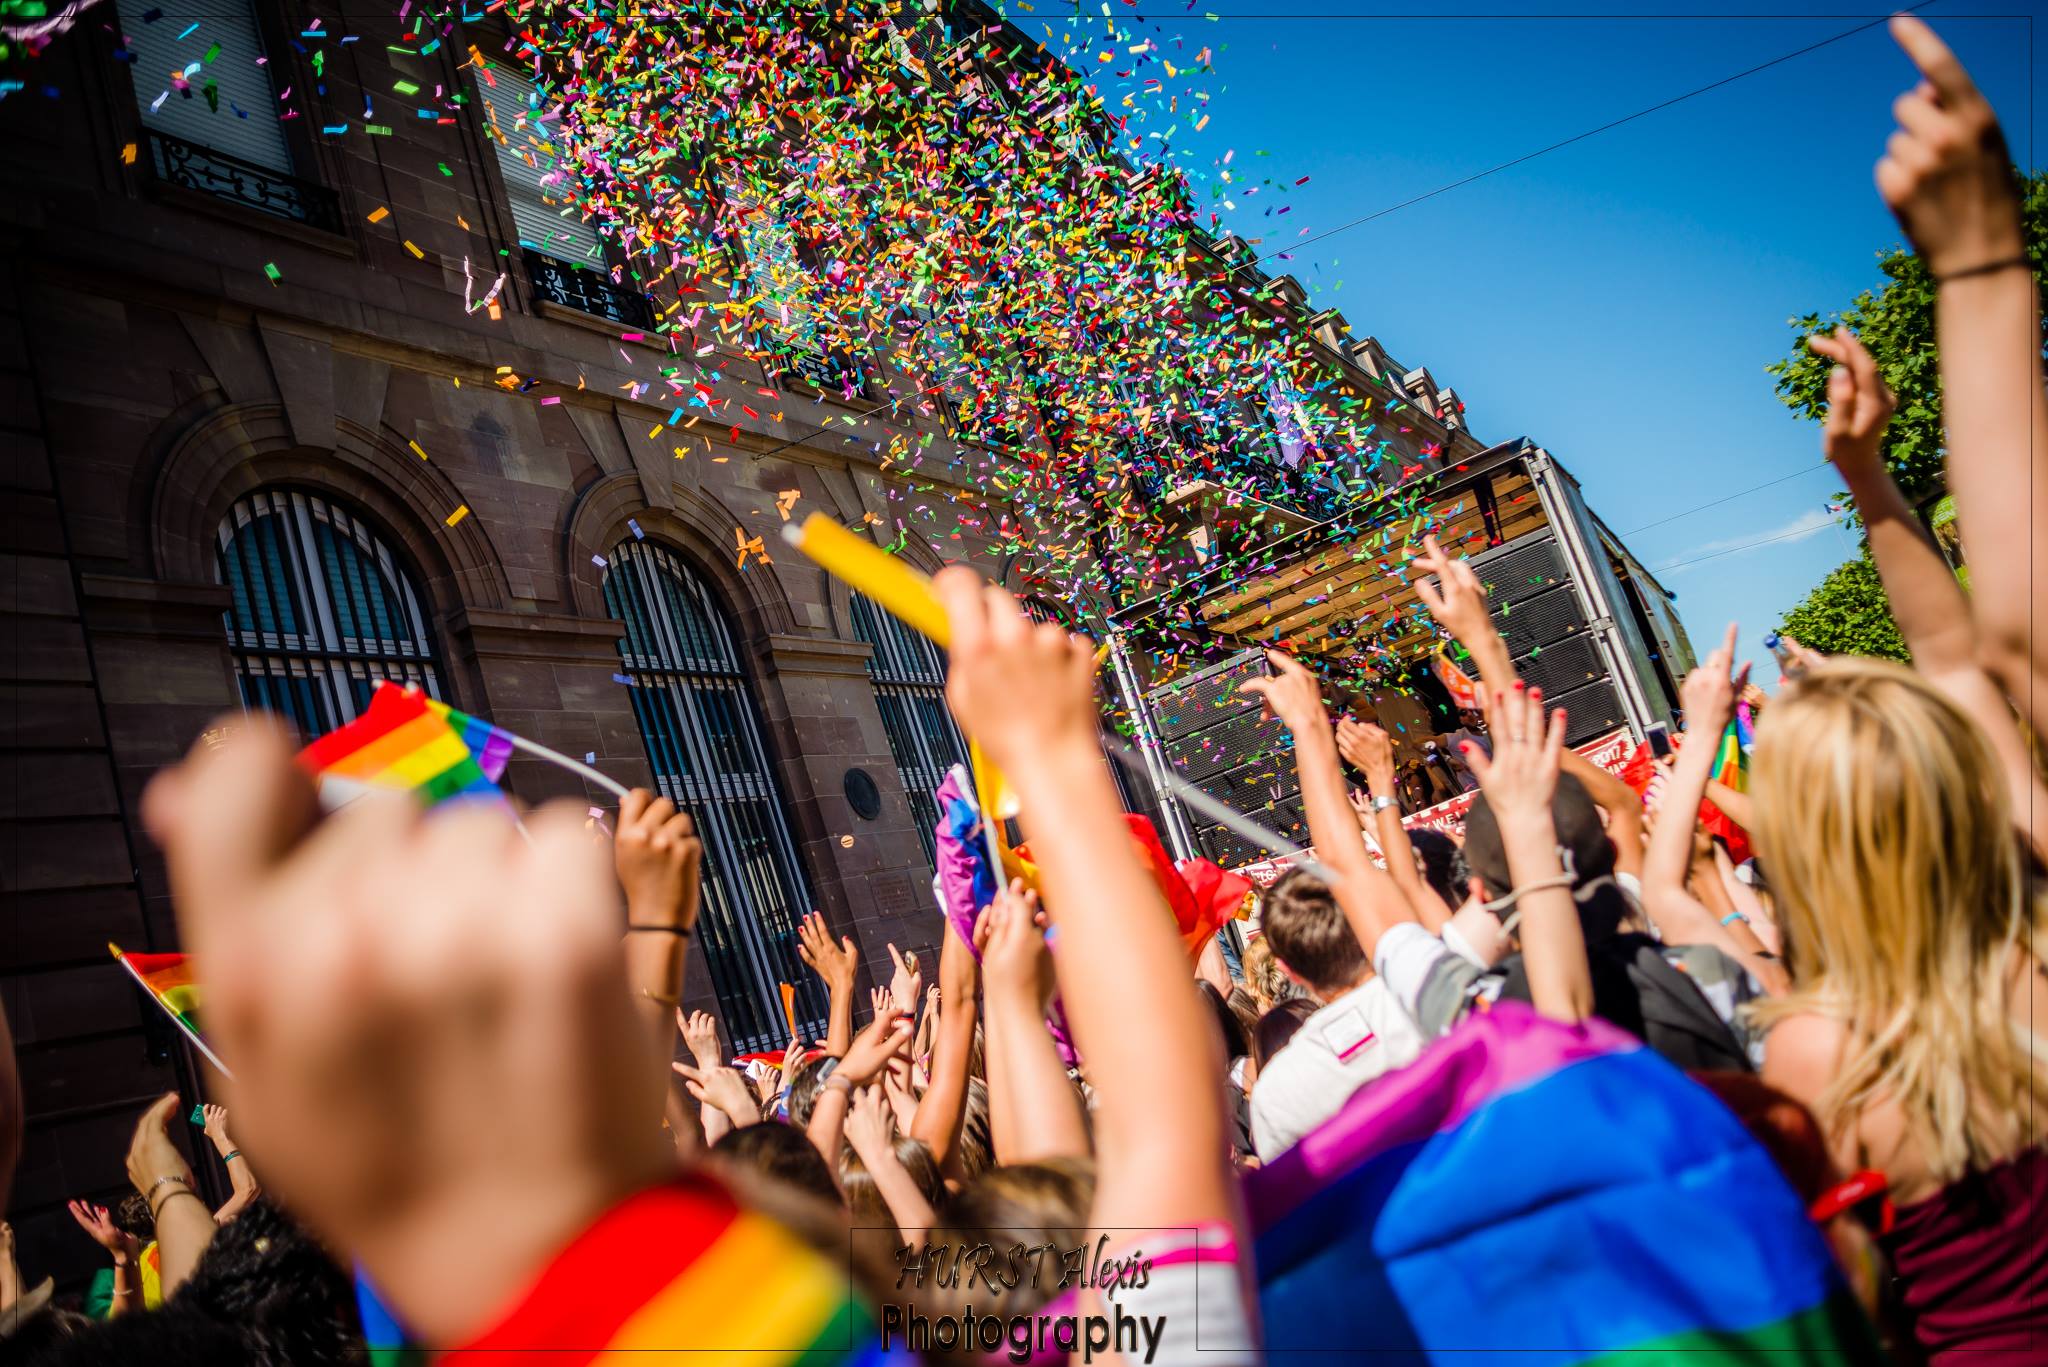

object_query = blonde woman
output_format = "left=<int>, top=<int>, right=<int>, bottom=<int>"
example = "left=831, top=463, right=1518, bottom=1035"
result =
left=1695, top=652, right=2047, bottom=1363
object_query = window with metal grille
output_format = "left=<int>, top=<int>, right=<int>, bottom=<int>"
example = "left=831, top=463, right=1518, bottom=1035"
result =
left=603, top=541, right=824, bottom=1052
left=214, top=489, right=445, bottom=740
left=851, top=591, right=965, bottom=867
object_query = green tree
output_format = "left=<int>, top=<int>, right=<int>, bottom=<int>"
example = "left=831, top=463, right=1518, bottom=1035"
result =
left=1767, top=169, right=2048, bottom=504
left=1777, top=552, right=1909, bottom=663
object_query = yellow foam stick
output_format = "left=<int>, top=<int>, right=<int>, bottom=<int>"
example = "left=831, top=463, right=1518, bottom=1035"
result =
left=782, top=514, right=951, bottom=646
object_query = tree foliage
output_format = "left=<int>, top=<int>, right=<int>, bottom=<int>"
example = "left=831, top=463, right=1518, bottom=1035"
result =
left=1767, top=170, right=2048, bottom=504
left=1777, top=552, right=1909, bottom=663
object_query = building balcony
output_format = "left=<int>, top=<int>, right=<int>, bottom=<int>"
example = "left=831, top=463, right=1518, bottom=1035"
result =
left=524, top=250, right=656, bottom=329
left=144, top=129, right=344, bottom=235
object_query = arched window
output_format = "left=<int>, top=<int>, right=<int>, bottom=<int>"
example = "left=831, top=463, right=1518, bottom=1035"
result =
left=603, top=541, right=822, bottom=1051
left=215, top=488, right=446, bottom=738
left=851, top=591, right=965, bottom=867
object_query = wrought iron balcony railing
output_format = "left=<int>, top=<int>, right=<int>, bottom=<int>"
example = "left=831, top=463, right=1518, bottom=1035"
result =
left=144, top=129, right=344, bottom=235
left=524, top=250, right=656, bottom=329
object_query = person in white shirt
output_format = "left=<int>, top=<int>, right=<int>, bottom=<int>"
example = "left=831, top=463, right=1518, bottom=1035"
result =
left=1248, top=869, right=1425, bottom=1160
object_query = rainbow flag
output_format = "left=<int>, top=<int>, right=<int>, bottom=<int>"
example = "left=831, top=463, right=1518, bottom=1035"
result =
left=1247, top=1002, right=1879, bottom=1360
left=1710, top=703, right=1756, bottom=794
left=298, top=682, right=514, bottom=806
left=109, top=944, right=232, bottom=1076
left=442, top=1176, right=895, bottom=1366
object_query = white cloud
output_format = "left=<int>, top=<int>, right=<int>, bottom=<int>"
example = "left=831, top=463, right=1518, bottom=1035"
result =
left=1659, top=507, right=1840, bottom=574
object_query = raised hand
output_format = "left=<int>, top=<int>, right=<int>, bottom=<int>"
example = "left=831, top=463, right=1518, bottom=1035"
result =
left=1807, top=329, right=1897, bottom=480
left=977, top=880, right=1055, bottom=1012
left=670, top=1061, right=760, bottom=1128
left=1336, top=716, right=1397, bottom=794
left=885, top=942, right=923, bottom=1016
left=795, top=911, right=857, bottom=992
left=140, top=717, right=673, bottom=1346
left=1238, top=650, right=1328, bottom=735
left=1462, top=686, right=1566, bottom=830
left=679, top=1010, right=722, bottom=1070
left=1412, top=533, right=1494, bottom=647
left=613, top=789, right=702, bottom=931
left=124, top=1092, right=195, bottom=1202
left=67, top=1199, right=137, bottom=1257
left=1877, top=16, right=2023, bottom=279
left=934, top=565, right=1100, bottom=773
left=843, top=1083, right=896, bottom=1165
left=200, top=1103, right=232, bottom=1143
left=836, top=1005, right=914, bottom=1089
left=1681, top=624, right=1752, bottom=738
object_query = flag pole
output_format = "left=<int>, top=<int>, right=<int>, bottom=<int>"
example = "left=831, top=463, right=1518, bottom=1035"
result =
left=109, top=944, right=235, bottom=1080
left=503, top=733, right=632, bottom=800
left=1101, top=741, right=1331, bottom=881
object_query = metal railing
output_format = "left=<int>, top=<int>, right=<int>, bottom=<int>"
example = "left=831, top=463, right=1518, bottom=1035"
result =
left=145, top=129, right=344, bottom=234
left=524, top=250, right=656, bottom=328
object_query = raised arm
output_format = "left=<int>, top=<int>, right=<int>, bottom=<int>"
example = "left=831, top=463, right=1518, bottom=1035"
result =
left=805, top=1008, right=913, bottom=1174
left=1338, top=717, right=1453, bottom=930
left=1559, top=746, right=1647, bottom=883
left=936, top=567, right=1236, bottom=1240
left=1640, top=628, right=1788, bottom=993
left=908, top=920, right=977, bottom=1177
left=124, top=1093, right=214, bottom=1296
left=613, top=789, right=703, bottom=1121
left=1461, top=686, right=1592, bottom=1024
left=844, top=1085, right=939, bottom=1243
left=795, top=912, right=860, bottom=1059
left=1242, top=653, right=1421, bottom=961
left=200, top=1103, right=259, bottom=1223
left=1878, top=17, right=2048, bottom=736
left=1413, top=533, right=1518, bottom=696
left=1808, top=324, right=2047, bottom=857
left=977, top=881, right=1089, bottom=1167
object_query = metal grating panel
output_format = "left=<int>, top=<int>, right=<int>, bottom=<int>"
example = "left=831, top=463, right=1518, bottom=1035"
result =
left=1553, top=678, right=1628, bottom=746
left=1514, top=633, right=1607, bottom=698
left=1494, top=582, right=1590, bottom=658
left=1147, top=648, right=1270, bottom=740
left=1162, top=705, right=1293, bottom=783
left=852, top=590, right=964, bottom=869
left=1469, top=535, right=1569, bottom=610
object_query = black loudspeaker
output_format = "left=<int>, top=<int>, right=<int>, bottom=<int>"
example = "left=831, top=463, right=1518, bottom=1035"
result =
left=1147, top=650, right=1305, bottom=867
left=1469, top=534, right=1625, bottom=747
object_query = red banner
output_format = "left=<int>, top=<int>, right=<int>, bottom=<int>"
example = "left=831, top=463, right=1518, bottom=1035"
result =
left=1232, top=728, right=1636, bottom=888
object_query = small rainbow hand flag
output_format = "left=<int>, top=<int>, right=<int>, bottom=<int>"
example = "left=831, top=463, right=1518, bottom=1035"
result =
left=110, top=944, right=231, bottom=1077
left=298, top=682, right=514, bottom=807
left=1709, top=704, right=1754, bottom=795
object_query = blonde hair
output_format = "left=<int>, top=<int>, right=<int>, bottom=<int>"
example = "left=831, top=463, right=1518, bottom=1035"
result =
left=1748, top=657, right=2046, bottom=1182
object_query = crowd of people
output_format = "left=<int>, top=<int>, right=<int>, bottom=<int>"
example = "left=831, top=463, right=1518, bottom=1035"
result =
left=0, top=16, right=2041, bottom=1364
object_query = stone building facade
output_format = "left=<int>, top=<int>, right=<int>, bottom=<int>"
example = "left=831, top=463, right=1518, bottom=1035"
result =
left=0, top=1, right=1477, bottom=1287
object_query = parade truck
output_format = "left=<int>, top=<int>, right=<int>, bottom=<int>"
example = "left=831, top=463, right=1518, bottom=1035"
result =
left=1102, top=437, right=1696, bottom=871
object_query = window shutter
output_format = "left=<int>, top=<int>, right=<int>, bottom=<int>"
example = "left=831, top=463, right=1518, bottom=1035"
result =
left=724, top=174, right=820, bottom=353
left=116, top=0, right=291, bottom=174
left=474, top=63, right=604, bottom=266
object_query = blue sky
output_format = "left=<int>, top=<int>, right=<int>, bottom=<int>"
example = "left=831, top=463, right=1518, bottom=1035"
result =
left=1021, top=0, right=2043, bottom=683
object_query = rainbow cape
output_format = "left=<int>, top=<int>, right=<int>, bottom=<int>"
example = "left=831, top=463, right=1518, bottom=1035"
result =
left=1246, top=1002, right=1878, bottom=1361
left=298, top=681, right=514, bottom=806
left=442, top=1176, right=895, bottom=1366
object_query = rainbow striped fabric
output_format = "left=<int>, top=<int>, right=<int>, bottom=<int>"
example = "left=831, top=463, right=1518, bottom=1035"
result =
left=298, top=682, right=514, bottom=806
left=443, top=1177, right=893, bottom=1366
left=1709, top=704, right=1754, bottom=795
left=109, top=946, right=202, bottom=1047
left=1247, top=1002, right=1879, bottom=1361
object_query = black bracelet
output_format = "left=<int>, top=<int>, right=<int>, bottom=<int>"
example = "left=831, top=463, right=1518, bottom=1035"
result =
left=1932, top=255, right=2030, bottom=285
left=628, top=922, right=691, bottom=938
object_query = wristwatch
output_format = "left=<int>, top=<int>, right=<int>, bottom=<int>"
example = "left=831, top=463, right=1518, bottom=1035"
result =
left=1371, top=795, right=1399, bottom=813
